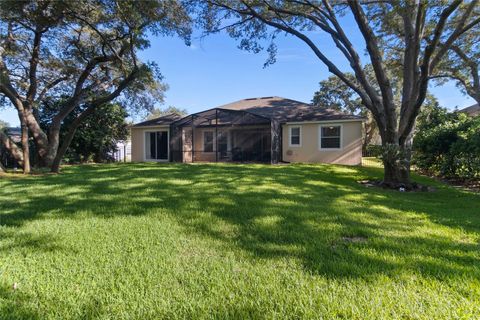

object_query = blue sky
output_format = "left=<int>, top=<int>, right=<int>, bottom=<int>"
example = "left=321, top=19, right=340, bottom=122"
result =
left=0, top=25, right=475, bottom=126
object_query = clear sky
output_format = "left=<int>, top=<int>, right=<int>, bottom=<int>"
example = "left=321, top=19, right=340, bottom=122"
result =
left=0, top=25, right=475, bottom=126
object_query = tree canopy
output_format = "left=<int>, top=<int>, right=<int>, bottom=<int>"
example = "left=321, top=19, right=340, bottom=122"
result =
left=146, top=105, right=188, bottom=120
left=0, top=0, right=192, bottom=172
left=433, top=19, right=480, bottom=105
left=39, top=101, right=128, bottom=163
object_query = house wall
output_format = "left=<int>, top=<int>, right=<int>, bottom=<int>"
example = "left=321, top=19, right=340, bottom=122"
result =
left=131, top=121, right=362, bottom=165
left=281, top=121, right=363, bottom=165
left=130, top=125, right=170, bottom=162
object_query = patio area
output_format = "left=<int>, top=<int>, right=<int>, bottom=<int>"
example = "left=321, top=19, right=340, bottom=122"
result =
left=170, top=108, right=280, bottom=163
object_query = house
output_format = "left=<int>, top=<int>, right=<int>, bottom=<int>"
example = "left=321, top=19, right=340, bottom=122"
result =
left=130, top=97, right=364, bottom=165
left=4, top=127, right=21, bottom=143
left=0, top=127, right=21, bottom=168
left=459, top=104, right=480, bottom=117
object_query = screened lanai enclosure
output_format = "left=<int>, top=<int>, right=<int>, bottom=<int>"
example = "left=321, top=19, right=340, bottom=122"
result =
left=170, top=108, right=281, bottom=164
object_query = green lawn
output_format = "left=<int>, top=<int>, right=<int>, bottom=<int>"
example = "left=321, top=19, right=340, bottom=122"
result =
left=1, top=163, right=479, bottom=319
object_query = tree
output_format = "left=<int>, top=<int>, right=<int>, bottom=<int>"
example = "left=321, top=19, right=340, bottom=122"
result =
left=146, top=105, right=187, bottom=120
left=313, top=74, right=378, bottom=149
left=201, top=0, right=480, bottom=187
left=414, top=112, right=480, bottom=180
left=39, top=101, right=128, bottom=163
left=0, top=0, right=191, bottom=172
left=433, top=21, right=480, bottom=104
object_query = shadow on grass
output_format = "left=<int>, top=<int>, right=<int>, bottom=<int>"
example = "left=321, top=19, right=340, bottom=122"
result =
left=0, top=285, right=41, bottom=320
left=1, top=163, right=479, bottom=281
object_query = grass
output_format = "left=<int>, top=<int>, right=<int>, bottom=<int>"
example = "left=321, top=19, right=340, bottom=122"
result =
left=0, top=162, right=479, bottom=319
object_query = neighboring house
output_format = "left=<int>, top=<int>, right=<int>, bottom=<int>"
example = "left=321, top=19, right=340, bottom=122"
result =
left=5, top=127, right=21, bottom=143
left=459, top=104, right=480, bottom=117
left=113, top=140, right=132, bottom=162
left=0, top=127, right=21, bottom=168
left=130, top=97, right=364, bottom=165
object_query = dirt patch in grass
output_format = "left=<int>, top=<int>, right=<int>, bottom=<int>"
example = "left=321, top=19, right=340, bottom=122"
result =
left=341, top=236, right=368, bottom=243
left=438, top=178, right=480, bottom=193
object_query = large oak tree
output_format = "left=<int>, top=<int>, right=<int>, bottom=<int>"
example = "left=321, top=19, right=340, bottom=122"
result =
left=0, top=0, right=191, bottom=172
left=200, top=0, right=480, bottom=187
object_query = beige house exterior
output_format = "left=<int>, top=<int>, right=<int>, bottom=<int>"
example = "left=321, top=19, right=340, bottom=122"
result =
left=130, top=97, right=364, bottom=165
left=282, top=120, right=362, bottom=165
left=131, top=125, right=170, bottom=162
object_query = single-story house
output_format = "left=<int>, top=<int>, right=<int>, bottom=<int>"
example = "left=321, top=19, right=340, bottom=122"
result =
left=130, top=96, right=364, bottom=165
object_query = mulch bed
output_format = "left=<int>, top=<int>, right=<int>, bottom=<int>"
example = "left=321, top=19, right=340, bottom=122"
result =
left=357, top=180, right=436, bottom=192
left=438, top=178, right=480, bottom=193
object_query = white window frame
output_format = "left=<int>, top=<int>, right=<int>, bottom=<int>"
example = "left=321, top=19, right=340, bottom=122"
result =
left=143, top=129, right=169, bottom=162
left=203, top=130, right=214, bottom=152
left=319, top=124, right=343, bottom=150
left=289, top=126, right=302, bottom=147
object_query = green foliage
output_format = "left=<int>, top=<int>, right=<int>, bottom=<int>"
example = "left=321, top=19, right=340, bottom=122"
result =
left=0, top=163, right=479, bottom=318
left=65, top=104, right=129, bottom=163
left=414, top=113, right=480, bottom=180
left=0, top=119, right=8, bottom=130
left=146, top=105, right=187, bottom=120
left=365, top=144, right=383, bottom=157
left=40, top=102, right=128, bottom=163
left=313, top=74, right=362, bottom=114
left=0, top=0, right=191, bottom=112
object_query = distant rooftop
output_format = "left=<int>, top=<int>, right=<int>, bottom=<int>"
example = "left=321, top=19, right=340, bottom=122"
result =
left=459, top=104, right=480, bottom=117
left=6, top=127, right=21, bottom=136
left=132, top=113, right=183, bottom=127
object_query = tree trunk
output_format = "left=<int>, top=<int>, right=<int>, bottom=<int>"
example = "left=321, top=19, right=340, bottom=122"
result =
left=25, top=108, right=57, bottom=168
left=381, top=142, right=412, bottom=188
left=50, top=133, right=71, bottom=173
left=19, top=112, right=31, bottom=174
left=51, top=106, right=95, bottom=173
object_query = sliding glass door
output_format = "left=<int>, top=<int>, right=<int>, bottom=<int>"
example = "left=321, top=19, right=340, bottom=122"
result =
left=145, top=131, right=169, bottom=161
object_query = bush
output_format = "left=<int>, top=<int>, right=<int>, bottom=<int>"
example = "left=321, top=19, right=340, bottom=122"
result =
left=364, top=144, right=383, bottom=157
left=413, top=114, right=480, bottom=180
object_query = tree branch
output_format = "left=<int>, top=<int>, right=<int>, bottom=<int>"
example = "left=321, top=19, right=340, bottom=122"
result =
left=348, top=0, right=395, bottom=137
left=26, top=27, right=44, bottom=104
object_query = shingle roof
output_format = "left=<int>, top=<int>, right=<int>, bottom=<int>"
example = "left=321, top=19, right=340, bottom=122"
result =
left=459, top=104, right=480, bottom=117
left=132, top=114, right=183, bottom=127
left=219, top=96, right=363, bottom=122
left=132, top=97, right=364, bottom=128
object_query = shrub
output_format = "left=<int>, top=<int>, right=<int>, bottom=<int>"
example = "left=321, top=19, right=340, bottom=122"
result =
left=413, top=114, right=480, bottom=180
left=364, top=144, right=383, bottom=157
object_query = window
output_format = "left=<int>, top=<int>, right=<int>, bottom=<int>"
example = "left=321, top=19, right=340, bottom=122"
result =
left=289, top=126, right=301, bottom=146
left=203, top=131, right=214, bottom=152
left=145, top=131, right=168, bottom=160
left=320, top=125, right=341, bottom=149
